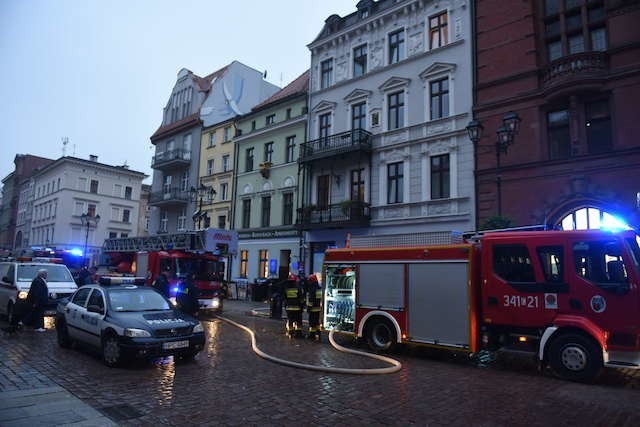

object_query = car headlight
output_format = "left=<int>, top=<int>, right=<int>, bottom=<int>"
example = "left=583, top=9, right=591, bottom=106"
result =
left=123, top=328, right=151, bottom=338
left=193, top=323, right=203, bottom=333
left=212, top=298, right=220, bottom=309
left=18, top=291, right=28, bottom=299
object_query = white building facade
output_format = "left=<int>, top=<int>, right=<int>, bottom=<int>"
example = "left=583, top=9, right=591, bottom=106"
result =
left=300, top=0, right=475, bottom=274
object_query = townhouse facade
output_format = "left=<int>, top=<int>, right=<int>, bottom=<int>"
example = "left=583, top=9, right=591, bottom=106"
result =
left=472, top=0, right=640, bottom=230
left=15, top=156, right=146, bottom=265
left=149, top=61, right=279, bottom=234
left=301, top=0, right=475, bottom=274
left=232, top=71, right=309, bottom=282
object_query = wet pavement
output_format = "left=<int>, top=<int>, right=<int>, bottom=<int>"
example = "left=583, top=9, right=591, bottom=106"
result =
left=1, top=299, right=640, bottom=426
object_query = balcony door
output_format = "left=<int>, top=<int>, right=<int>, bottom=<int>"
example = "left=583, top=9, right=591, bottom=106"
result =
left=317, top=175, right=330, bottom=209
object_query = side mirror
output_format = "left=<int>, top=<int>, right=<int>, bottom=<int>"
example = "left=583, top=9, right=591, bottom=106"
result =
left=2, top=276, right=12, bottom=284
left=87, top=304, right=104, bottom=315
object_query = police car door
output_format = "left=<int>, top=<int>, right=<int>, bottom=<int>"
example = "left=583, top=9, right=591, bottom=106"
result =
left=65, top=288, right=92, bottom=341
left=83, top=289, right=105, bottom=348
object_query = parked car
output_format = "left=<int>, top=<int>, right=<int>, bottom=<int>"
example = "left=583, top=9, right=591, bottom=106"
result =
left=55, top=276, right=205, bottom=367
left=0, top=259, right=78, bottom=323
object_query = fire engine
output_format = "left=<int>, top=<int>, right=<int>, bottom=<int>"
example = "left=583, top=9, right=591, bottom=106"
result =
left=102, top=229, right=237, bottom=313
left=322, top=228, right=640, bottom=382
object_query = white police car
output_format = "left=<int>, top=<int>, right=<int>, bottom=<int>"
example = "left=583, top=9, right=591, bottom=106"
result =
left=56, top=277, right=205, bottom=367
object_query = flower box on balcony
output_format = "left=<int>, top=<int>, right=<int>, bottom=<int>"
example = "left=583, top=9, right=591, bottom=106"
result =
left=259, top=162, right=272, bottom=178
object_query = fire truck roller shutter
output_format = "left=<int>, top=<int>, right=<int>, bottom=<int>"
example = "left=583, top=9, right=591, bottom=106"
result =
left=408, top=261, right=470, bottom=347
left=358, top=264, right=404, bottom=309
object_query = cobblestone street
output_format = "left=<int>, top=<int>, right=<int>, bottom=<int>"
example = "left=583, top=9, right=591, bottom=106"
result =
left=2, top=300, right=640, bottom=426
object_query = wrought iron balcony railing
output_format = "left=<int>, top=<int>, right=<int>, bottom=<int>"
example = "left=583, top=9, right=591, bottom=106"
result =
left=296, top=201, right=370, bottom=230
left=151, top=149, right=191, bottom=169
left=299, top=129, right=372, bottom=163
left=149, top=187, right=190, bottom=205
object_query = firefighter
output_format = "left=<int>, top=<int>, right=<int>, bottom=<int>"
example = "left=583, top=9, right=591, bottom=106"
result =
left=284, top=274, right=304, bottom=337
left=305, top=274, right=322, bottom=340
left=176, top=273, right=199, bottom=316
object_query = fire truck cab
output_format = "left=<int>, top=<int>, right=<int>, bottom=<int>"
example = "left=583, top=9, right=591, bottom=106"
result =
left=322, top=229, right=640, bottom=382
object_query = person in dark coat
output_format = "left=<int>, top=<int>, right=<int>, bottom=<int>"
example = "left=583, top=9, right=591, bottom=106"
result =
left=152, top=272, right=171, bottom=298
left=24, top=269, right=49, bottom=332
left=76, top=267, right=92, bottom=286
left=176, top=273, right=199, bottom=316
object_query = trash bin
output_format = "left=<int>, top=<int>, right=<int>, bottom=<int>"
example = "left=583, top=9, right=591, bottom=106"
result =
left=270, top=293, right=283, bottom=319
left=252, top=280, right=269, bottom=302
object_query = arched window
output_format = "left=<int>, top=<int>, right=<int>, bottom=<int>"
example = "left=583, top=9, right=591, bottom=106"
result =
left=559, top=207, right=631, bottom=230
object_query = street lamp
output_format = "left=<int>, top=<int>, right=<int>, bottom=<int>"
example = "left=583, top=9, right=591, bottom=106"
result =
left=190, top=184, right=216, bottom=230
left=466, top=112, right=522, bottom=217
left=80, top=213, right=100, bottom=267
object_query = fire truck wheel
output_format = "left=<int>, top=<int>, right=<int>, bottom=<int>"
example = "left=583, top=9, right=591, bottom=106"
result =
left=365, top=318, right=396, bottom=352
left=102, top=333, right=124, bottom=367
left=548, top=333, right=602, bottom=383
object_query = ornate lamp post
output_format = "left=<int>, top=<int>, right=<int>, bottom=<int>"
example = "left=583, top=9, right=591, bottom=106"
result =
left=80, top=213, right=100, bottom=266
left=190, top=184, right=216, bottom=230
left=466, top=112, right=522, bottom=217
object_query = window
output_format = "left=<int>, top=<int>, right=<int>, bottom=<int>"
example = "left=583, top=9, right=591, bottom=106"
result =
left=240, top=250, right=249, bottom=278
left=544, top=1, right=606, bottom=61
left=180, top=171, right=189, bottom=191
left=317, top=175, right=330, bottom=209
left=87, top=204, right=96, bottom=217
left=547, top=109, right=570, bottom=160
left=220, top=183, right=228, bottom=201
left=286, top=108, right=292, bottom=119
left=163, top=175, right=172, bottom=194
left=429, top=11, right=448, bottom=49
left=124, top=186, right=132, bottom=200
left=319, top=113, right=332, bottom=140
left=320, top=59, right=333, bottom=89
left=251, top=120, right=256, bottom=131
left=538, top=246, right=564, bottom=283
left=387, top=162, right=403, bottom=204
left=120, top=232, right=128, bottom=238
left=264, top=142, right=273, bottom=163
left=350, top=168, right=365, bottom=201
left=574, top=240, right=629, bottom=287
left=493, top=245, right=536, bottom=283
left=75, top=202, right=84, bottom=215
left=209, top=132, right=217, bottom=147
left=261, top=196, right=271, bottom=227
left=285, top=136, right=296, bottom=163
left=71, top=288, right=92, bottom=307
left=109, top=231, right=118, bottom=239
left=223, top=126, right=232, bottom=142
left=122, top=209, right=130, bottom=223
left=282, top=193, right=293, bottom=225
left=352, top=102, right=366, bottom=130
left=207, top=159, right=214, bottom=176
left=77, top=177, right=87, bottom=191
left=388, top=29, right=405, bottom=64
left=183, top=134, right=192, bottom=158
left=160, top=211, right=168, bottom=232
left=87, top=289, right=105, bottom=309
left=430, top=154, right=450, bottom=200
left=266, top=114, right=275, bottom=126
left=111, top=207, right=120, bottom=221
left=430, top=78, right=449, bottom=120
left=258, top=249, right=269, bottom=278
left=242, top=199, right=251, bottom=228
left=388, top=91, right=404, bottom=130
left=90, top=180, right=99, bottom=194
left=586, top=99, right=612, bottom=154
left=353, top=44, right=367, bottom=77
left=217, top=215, right=226, bottom=229
left=245, top=148, right=254, bottom=172
left=222, top=155, right=230, bottom=172
left=113, top=184, right=122, bottom=197
left=177, top=208, right=186, bottom=231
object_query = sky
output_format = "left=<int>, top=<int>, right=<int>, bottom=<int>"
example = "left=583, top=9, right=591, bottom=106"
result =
left=0, top=0, right=357, bottom=183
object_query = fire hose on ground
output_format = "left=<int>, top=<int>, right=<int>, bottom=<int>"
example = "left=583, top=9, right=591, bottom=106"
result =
left=216, top=315, right=402, bottom=375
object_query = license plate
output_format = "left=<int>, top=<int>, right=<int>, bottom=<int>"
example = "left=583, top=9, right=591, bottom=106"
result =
left=162, top=340, right=189, bottom=350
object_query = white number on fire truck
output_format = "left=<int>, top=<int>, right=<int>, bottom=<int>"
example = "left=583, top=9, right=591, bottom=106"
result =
left=503, top=295, right=539, bottom=308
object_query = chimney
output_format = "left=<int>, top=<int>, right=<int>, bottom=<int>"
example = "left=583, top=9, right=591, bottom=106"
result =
left=89, top=155, right=98, bottom=162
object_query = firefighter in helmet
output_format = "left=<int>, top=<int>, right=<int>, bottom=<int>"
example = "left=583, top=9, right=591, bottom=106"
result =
left=305, top=274, right=322, bottom=340
left=284, top=273, right=305, bottom=337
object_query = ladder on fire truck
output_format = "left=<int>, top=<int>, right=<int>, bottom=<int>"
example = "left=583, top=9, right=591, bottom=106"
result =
left=347, top=231, right=464, bottom=248
left=103, top=231, right=207, bottom=252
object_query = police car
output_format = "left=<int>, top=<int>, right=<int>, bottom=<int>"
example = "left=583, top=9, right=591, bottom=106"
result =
left=55, top=277, right=205, bottom=367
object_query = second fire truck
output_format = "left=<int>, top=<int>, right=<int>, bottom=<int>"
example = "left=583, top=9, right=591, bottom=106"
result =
left=322, top=228, right=640, bottom=382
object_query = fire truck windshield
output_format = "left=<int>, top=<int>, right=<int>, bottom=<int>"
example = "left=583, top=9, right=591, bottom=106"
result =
left=175, top=258, right=223, bottom=281
left=625, top=236, right=640, bottom=270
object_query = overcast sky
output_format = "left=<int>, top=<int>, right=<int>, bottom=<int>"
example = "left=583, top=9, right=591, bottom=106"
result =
left=0, top=0, right=356, bottom=183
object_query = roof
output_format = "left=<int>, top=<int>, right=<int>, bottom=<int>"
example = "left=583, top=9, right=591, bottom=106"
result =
left=150, top=112, right=201, bottom=141
left=252, top=70, right=309, bottom=111
left=33, top=156, right=147, bottom=179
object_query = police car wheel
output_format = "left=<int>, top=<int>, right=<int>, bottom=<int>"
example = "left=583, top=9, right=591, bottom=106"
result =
left=56, top=318, right=73, bottom=348
left=548, top=333, right=602, bottom=383
left=6, top=302, right=15, bottom=325
left=365, top=318, right=396, bottom=352
left=102, top=334, right=123, bottom=367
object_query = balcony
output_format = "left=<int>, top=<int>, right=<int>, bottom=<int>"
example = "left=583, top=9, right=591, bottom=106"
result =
left=541, top=52, right=608, bottom=91
left=296, top=201, right=370, bottom=230
left=151, top=149, right=191, bottom=170
left=149, top=187, right=190, bottom=207
left=299, top=129, right=372, bottom=163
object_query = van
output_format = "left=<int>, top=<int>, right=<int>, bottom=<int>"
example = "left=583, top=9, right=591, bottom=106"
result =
left=0, top=261, right=78, bottom=322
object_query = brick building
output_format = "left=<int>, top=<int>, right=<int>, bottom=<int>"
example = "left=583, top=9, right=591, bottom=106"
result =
left=472, top=0, right=640, bottom=229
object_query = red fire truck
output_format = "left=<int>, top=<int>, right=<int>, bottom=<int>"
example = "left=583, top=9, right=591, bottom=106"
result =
left=322, top=228, right=640, bottom=381
left=102, top=229, right=237, bottom=313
